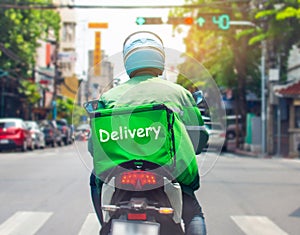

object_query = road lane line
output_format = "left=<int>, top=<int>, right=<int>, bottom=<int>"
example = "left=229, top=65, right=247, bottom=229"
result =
left=231, top=216, right=289, bottom=235
left=78, top=213, right=100, bottom=235
left=0, top=211, right=53, bottom=235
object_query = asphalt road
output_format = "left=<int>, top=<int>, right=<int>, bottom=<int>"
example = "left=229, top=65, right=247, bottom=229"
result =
left=0, top=142, right=299, bottom=235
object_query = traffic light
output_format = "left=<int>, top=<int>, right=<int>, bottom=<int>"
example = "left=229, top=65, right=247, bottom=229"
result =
left=196, top=14, right=231, bottom=30
left=136, top=14, right=231, bottom=30
left=136, top=17, right=163, bottom=25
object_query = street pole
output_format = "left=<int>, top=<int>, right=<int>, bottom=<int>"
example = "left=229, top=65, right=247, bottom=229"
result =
left=230, top=20, right=267, bottom=156
left=261, top=40, right=266, bottom=156
left=52, top=41, right=58, bottom=120
left=47, top=39, right=59, bottom=120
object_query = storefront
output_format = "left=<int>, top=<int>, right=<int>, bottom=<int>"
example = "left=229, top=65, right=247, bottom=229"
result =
left=275, top=80, right=300, bottom=158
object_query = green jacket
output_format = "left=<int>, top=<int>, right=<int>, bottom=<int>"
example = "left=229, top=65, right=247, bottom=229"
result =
left=88, top=75, right=208, bottom=194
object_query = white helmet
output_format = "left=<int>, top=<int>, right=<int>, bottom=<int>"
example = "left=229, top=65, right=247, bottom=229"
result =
left=123, top=31, right=165, bottom=78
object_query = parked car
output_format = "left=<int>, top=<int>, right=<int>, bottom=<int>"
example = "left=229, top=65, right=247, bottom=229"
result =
left=25, top=120, right=46, bottom=149
left=75, top=123, right=90, bottom=141
left=204, top=121, right=226, bottom=151
left=0, top=118, right=34, bottom=151
left=39, top=120, right=63, bottom=147
left=224, top=115, right=243, bottom=151
left=56, top=119, right=73, bottom=145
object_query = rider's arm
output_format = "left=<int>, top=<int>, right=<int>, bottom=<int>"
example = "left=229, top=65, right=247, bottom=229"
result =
left=180, top=92, right=209, bottom=155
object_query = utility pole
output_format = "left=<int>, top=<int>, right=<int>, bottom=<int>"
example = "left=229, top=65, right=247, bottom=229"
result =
left=47, top=39, right=59, bottom=120
left=229, top=20, right=267, bottom=156
left=261, top=40, right=266, bottom=155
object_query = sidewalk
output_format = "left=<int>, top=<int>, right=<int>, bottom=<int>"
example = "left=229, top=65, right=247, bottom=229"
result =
left=227, top=148, right=300, bottom=160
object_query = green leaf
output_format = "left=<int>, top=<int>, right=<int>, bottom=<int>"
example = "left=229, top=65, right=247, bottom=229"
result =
left=276, top=7, right=298, bottom=20
left=236, top=28, right=255, bottom=40
left=249, top=34, right=268, bottom=45
left=255, top=9, right=276, bottom=19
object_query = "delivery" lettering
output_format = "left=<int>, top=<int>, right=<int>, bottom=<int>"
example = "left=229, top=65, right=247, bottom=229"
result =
left=99, top=126, right=162, bottom=142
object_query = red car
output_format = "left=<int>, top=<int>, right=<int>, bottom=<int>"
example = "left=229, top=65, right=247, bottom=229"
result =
left=0, top=118, right=34, bottom=151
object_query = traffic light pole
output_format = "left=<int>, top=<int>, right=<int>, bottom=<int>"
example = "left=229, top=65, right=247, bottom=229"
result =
left=230, top=21, right=267, bottom=156
left=261, top=40, right=266, bottom=156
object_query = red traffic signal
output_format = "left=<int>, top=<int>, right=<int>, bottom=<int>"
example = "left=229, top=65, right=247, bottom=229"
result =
left=167, top=17, right=194, bottom=25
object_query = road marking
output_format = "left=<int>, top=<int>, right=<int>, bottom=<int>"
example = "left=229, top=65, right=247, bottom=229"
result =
left=0, top=211, right=53, bottom=235
left=78, top=213, right=100, bottom=235
left=231, top=216, right=289, bottom=235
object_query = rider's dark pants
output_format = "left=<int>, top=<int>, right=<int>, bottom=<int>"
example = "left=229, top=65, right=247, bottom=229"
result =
left=90, top=173, right=207, bottom=235
left=90, top=173, right=103, bottom=224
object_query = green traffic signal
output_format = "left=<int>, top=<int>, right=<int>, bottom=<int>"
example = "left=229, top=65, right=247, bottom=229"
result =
left=212, top=14, right=230, bottom=30
left=196, top=17, right=206, bottom=27
left=136, top=17, right=146, bottom=25
left=136, top=17, right=163, bottom=25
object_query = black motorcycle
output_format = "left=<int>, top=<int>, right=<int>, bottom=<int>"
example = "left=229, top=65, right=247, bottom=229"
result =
left=83, top=98, right=206, bottom=235
left=99, top=160, right=184, bottom=235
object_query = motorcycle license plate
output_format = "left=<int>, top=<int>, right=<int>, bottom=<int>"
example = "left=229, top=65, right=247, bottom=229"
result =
left=111, top=219, right=160, bottom=235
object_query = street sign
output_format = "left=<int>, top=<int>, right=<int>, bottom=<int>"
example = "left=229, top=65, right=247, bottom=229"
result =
left=57, top=52, right=76, bottom=62
left=94, top=32, right=101, bottom=76
left=87, top=22, right=108, bottom=76
left=88, top=22, right=108, bottom=28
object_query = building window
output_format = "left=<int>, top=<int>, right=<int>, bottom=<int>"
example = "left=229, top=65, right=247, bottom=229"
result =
left=295, top=106, right=300, bottom=128
left=62, top=22, right=75, bottom=43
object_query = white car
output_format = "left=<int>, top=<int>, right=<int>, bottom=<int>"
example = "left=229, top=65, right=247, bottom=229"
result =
left=25, top=121, right=46, bottom=149
left=204, top=121, right=226, bottom=151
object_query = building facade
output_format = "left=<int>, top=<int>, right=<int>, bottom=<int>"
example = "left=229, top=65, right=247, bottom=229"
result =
left=34, top=0, right=77, bottom=119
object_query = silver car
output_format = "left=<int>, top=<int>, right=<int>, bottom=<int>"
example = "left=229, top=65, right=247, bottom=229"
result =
left=25, top=121, right=46, bottom=149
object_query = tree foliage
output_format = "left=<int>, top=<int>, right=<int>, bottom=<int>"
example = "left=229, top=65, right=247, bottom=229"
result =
left=18, top=80, right=41, bottom=105
left=0, top=0, right=60, bottom=76
left=57, top=97, right=74, bottom=123
left=253, top=0, right=300, bottom=81
left=0, top=0, right=60, bottom=117
left=170, top=0, right=262, bottom=138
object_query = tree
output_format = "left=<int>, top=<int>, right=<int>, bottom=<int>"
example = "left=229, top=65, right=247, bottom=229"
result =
left=0, top=0, right=60, bottom=118
left=57, top=97, right=74, bottom=123
left=0, top=0, right=60, bottom=70
left=252, top=0, right=300, bottom=81
left=170, top=0, right=262, bottom=140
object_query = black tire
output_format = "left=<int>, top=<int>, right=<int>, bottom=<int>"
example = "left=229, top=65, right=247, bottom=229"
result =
left=226, top=131, right=236, bottom=140
left=52, top=140, right=57, bottom=148
left=21, top=140, right=27, bottom=152
left=58, top=139, right=63, bottom=147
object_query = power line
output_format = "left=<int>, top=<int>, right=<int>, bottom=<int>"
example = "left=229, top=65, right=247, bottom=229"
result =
left=0, top=1, right=251, bottom=10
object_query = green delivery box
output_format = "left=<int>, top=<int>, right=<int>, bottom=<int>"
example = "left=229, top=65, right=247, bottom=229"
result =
left=90, top=104, right=177, bottom=177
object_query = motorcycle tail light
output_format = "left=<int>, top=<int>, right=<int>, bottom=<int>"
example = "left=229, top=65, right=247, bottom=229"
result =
left=127, top=213, right=147, bottom=221
left=120, top=170, right=157, bottom=187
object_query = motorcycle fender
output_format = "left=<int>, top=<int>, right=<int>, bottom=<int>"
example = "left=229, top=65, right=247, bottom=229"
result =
left=101, top=177, right=116, bottom=223
left=163, top=178, right=182, bottom=224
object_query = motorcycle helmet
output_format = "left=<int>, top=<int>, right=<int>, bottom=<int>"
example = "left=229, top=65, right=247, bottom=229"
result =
left=123, top=31, right=165, bottom=78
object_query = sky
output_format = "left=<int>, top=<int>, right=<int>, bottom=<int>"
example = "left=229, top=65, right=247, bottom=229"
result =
left=73, top=0, right=188, bottom=78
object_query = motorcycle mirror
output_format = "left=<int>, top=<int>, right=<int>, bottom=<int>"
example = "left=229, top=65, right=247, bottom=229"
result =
left=83, top=100, right=100, bottom=114
left=193, top=90, right=203, bottom=105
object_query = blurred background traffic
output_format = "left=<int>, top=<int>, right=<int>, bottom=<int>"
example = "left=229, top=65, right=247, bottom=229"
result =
left=0, top=0, right=300, bottom=157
